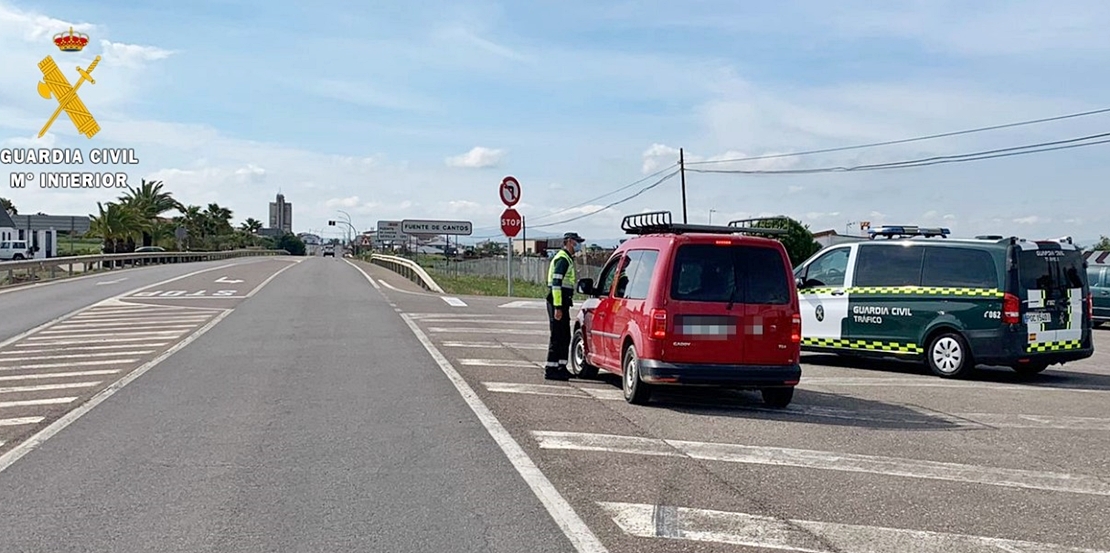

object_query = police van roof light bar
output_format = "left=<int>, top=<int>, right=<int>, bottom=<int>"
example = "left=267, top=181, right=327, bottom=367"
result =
left=867, top=225, right=950, bottom=239
left=621, top=211, right=786, bottom=236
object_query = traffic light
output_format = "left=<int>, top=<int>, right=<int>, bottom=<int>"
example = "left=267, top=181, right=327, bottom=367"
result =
left=328, top=220, right=336, bottom=226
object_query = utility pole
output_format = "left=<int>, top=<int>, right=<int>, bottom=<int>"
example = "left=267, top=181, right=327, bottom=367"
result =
left=679, top=148, right=688, bottom=224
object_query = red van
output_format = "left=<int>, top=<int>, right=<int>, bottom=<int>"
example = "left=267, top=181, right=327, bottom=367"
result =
left=570, top=211, right=802, bottom=407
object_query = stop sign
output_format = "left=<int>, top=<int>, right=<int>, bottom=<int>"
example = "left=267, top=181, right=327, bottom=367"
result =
left=501, top=208, right=522, bottom=238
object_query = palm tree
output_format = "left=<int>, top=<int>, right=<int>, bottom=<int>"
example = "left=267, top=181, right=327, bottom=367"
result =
left=88, top=202, right=142, bottom=254
left=0, top=197, right=16, bottom=215
left=240, top=218, right=263, bottom=234
left=118, top=180, right=183, bottom=247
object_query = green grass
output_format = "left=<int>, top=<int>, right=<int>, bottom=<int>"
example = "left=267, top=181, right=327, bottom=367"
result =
left=430, top=272, right=551, bottom=298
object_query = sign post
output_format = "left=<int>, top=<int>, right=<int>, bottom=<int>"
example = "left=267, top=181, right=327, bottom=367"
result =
left=499, top=176, right=522, bottom=296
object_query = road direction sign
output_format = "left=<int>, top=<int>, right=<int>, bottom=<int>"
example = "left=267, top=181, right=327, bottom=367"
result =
left=376, top=220, right=403, bottom=241
left=501, top=208, right=522, bottom=238
left=500, top=176, right=521, bottom=207
left=401, top=219, right=473, bottom=235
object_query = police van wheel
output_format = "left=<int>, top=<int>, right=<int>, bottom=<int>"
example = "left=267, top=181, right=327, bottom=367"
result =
left=926, top=332, right=972, bottom=378
left=622, top=345, right=652, bottom=405
left=761, top=387, right=794, bottom=408
left=569, top=328, right=598, bottom=379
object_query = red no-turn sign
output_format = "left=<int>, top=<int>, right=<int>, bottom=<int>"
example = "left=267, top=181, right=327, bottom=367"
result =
left=500, top=176, right=521, bottom=207
left=501, top=208, right=522, bottom=238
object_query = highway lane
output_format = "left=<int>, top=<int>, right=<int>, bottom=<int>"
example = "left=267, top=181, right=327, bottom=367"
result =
left=0, top=256, right=290, bottom=341
left=0, top=257, right=577, bottom=552
left=355, top=259, right=1110, bottom=553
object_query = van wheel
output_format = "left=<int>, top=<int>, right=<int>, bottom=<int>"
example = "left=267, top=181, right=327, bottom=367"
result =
left=568, top=328, right=598, bottom=379
left=1012, top=362, right=1049, bottom=377
left=12, top=254, right=23, bottom=260
left=926, top=332, right=973, bottom=378
left=761, top=387, right=794, bottom=408
left=622, top=345, right=652, bottom=405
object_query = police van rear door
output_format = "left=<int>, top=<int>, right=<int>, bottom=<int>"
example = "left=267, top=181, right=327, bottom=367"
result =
left=1015, top=242, right=1088, bottom=352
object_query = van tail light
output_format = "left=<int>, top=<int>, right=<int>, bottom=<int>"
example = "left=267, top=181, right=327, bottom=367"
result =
left=1088, top=294, right=1095, bottom=322
left=1002, top=293, right=1020, bottom=325
left=650, top=308, right=667, bottom=339
left=790, top=314, right=801, bottom=343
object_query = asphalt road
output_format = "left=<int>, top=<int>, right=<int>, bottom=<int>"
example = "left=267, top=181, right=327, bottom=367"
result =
left=1, top=256, right=1108, bottom=552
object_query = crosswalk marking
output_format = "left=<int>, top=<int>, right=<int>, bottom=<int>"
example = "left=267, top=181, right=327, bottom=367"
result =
left=804, top=376, right=1110, bottom=394
left=0, top=359, right=136, bottom=371
left=15, top=337, right=176, bottom=347
left=0, top=397, right=78, bottom=408
left=1, top=343, right=170, bottom=355
left=598, top=502, right=1108, bottom=553
left=417, top=319, right=547, bottom=325
left=35, top=326, right=195, bottom=336
left=442, top=341, right=547, bottom=350
left=441, top=297, right=468, bottom=307
left=499, top=300, right=546, bottom=308
left=460, top=359, right=544, bottom=368
left=483, top=382, right=623, bottom=401
left=0, top=370, right=121, bottom=382
left=0, top=381, right=102, bottom=394
left=427, top=327, right=547, bottom=335
left=0, top=417, right=45, bottom=427
left=533, top=431, right=1110, bottom=496
left=47, top=320, right=207, bottom=330
left=0, top=351, right=154, bottom=362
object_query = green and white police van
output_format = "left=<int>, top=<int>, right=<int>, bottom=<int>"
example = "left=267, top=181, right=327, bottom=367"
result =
left=792, top=226, right=1095, bottom=377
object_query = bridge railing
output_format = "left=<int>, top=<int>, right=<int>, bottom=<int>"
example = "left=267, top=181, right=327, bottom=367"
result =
left=369, top=254, right=445, bottom=293
left=0, top=249, right=289, bottom=288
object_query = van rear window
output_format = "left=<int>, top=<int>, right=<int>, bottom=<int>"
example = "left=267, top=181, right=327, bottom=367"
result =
left=1018, top=248, right=1085, bottom=292
left=670, top=244, right=790, bottom=304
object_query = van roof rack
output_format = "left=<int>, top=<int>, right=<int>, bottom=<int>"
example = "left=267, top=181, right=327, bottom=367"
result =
left=868, top=225, right=950, bottom=239
left=621, top=211, right=786, bottom=236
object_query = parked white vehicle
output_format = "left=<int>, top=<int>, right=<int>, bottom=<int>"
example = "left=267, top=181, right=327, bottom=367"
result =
left=0, top=240, right=33, bottom=261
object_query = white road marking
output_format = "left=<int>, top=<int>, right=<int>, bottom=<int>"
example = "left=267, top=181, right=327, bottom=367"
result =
left=0, top=397, right=77, bottom=408
left=500, top=300, right=546, bottom=308
left=126, top=295, right=250, bottom=299
left=534, top=431, right=1110, bottom=496
left=379, top=280, right=401, bottom=291
left=598, top=502, right=1109, bottom=553
left=442, top=341, right=547, bottom=350
left=395, top=312, right=608, bottom=553
left=244, top=259, right=300, bottom=297
left=14, top=336, right=177, bottom=347
left=0, top=370, right=122, bottom=382
left=406, top=313, right=501, bottom=319
left=95, top=278, right=128, bottom=285
left=0, top=350, right=154, bottom=362
left=459, top=358, right=544, bottom=368
left=52, top=317, right=211, bottom=328
left=418, top=318, right=547, bottom=325
left=0, top=417, right=44, bottom=427
left=0, top=359, right=136, bottom=371
left=26, top=330, right=186, bottom=340
left=0, top=381, right=101, bottom=394
left=427, top=327, right=547, bottom=335
left=2, top=343, right=170, bottom=354
left=953, top=413, right=1110, bottom=431
left=0, top=309, right=234, bottom=475
left=483, top=382, right=624, bottom=401
left=38, top=324, right=197, bottom=335
left=442, top=297, right=468, bottom=307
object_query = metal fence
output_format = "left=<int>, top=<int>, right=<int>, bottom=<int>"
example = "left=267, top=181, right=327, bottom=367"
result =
left=431, top=256, right=605, bottom=285
left=0, top=249, right=289, bottom=288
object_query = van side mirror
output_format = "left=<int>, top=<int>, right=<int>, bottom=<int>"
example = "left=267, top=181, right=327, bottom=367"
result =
left=576, top=278, right=595, bottom=296
left=795, top=276, right=806, bottom=289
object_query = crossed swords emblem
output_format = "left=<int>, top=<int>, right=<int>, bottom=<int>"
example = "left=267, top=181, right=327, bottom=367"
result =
left=36, top=54, right=102, bottom=139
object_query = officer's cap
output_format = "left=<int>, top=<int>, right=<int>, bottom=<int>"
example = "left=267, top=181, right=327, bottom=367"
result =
left=563, top=232, right=585, bottom=243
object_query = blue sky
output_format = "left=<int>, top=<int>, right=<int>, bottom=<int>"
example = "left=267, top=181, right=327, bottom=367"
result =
left=2, top=0, right=1109, bottom=245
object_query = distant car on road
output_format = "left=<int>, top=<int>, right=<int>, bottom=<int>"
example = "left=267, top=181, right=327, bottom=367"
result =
left=571, top=211, right=801, bottom=407
left=323, top=245, right=335, bottom=257
left=134, top=246, right=165, bottom=253
left=0, top=240, right=32, bottom=261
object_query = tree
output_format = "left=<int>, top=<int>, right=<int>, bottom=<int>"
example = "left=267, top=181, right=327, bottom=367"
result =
left=0, top=197, right=15, bottom=215
left=88, top=202, right=142, bottom=254
left=118, top=180, right=183, bottom=247
left=1093, top=236, right=1110, bottom=251
left=275, top=232, right=306, bottom=256
left=240, top=218, right=263, bottom=234
left=739, top=216, right=822, bottom=267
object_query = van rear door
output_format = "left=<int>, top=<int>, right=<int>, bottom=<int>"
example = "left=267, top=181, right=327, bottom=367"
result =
left=666, top=241, right=796, bottom=366
left=1015, top=243, right=1088, bottom=350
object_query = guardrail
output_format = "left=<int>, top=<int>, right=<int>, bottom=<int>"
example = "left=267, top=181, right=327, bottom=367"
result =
left=369, top=254, right=445, bottom=293
left=0, top=249, right=289, bottom=288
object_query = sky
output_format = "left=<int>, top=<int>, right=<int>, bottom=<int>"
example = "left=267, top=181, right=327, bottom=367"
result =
left=2, top=0, right=1110, bottom=246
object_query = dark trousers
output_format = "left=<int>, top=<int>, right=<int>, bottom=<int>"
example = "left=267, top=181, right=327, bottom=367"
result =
left=545, top=301, right=571, bottom=372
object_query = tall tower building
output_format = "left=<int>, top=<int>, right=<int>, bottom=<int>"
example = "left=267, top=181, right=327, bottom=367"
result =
left=269, top=193, right=293, bottom=233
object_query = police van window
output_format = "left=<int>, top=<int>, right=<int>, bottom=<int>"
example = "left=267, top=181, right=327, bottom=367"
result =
left=622, top=249, right=659, bottom=300
left=921, top=247, right=998, bottom=289
left=1018, top=248, right=1085, bottom=292
left=595, top=255, right=623, bottom=297
left=854, top=244, right=924, bottom=287
left=670, top=244, right=789, bottom=304
left=802, top=248, right=849, bottom=287
left=1085, top=266, right=1103, bottom=287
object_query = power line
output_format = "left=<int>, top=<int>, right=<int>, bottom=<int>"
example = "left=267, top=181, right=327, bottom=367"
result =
left=688, top=132, right=1110, bottom=175
left=525, top=162, right=680, bottom=223
left=528, top=169, right=681, bottom=230
left=685, top=106, right=1110, bottom=166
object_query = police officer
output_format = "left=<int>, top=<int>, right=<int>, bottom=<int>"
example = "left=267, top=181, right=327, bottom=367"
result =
left=544, top=232, right=584, bottom=380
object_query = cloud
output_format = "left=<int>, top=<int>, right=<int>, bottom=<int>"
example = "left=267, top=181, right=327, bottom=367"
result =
left=641, top=142, right=801, bottom=175
left=446, top=146, right=505, bottom=168
left=1013, top=215, right=1045, bottom=225
left=325, top=196, right=360, bottom=208
left=99, top=40, right=173, bottom=68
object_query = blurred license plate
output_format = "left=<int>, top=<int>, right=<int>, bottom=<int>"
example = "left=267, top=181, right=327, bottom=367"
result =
left=1024, top=312, right=1052, bottom=324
